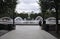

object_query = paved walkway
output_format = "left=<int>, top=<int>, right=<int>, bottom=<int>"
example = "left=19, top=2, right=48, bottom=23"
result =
left=0, top=30, right=8, bottom=36
left=0, top=25, right=57, bottom=39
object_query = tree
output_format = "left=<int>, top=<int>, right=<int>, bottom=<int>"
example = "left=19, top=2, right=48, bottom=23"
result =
left=0, top=0, right=17, bottom=18
left=38, top=0, right=56, bottom=19
left=39, top=0, right=60, bottom=33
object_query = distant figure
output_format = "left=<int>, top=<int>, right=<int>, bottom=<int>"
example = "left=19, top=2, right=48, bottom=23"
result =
left=39, top=20, right=42, bottom=26
left=43, top=20, right=46, bottom=24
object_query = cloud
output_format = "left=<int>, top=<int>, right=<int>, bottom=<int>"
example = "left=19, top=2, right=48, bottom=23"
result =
left=15, top=0, right=40, bottom=14
left=17, top=0, right=38, bottom=4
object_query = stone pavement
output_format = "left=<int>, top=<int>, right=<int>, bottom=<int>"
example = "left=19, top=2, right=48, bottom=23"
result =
left=0, top=25, right=57, bottom=39
left=0, top=30, right=8, bottom=36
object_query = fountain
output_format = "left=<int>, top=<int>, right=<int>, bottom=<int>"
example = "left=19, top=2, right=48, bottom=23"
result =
left=15, top=17, right=23, bottom=21
left=14, top=16, right=43, bottom=24
left=34, top=16, right=43, bottom=24
left=35, top=16, right=43, bottom=21
left=14, top=17, right=23, bottom=24
left=27, top=13, right=31, bottom=20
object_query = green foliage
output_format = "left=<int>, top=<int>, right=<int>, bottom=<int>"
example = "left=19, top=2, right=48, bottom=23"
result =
left=18, top=13, right=28, bottom=19
left=0, top=0, right=60, bottom=20
left=38, top=0, right=60, bottom=19
left=0, top=0, right=17, bottom=18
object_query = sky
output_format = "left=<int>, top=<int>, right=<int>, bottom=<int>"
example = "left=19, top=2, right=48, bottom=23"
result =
left=15, top=0, right=41, bottom=14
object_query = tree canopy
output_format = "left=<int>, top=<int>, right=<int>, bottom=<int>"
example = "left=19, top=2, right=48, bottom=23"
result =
left=38, top=0, right=60, bottom=19
left=0, top=0, right=17, bottom=18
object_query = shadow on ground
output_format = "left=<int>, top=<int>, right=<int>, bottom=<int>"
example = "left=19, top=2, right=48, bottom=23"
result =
left=0, top=30, right=9, bottom=36
left=48, top=31, right=60, bottom=39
